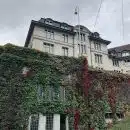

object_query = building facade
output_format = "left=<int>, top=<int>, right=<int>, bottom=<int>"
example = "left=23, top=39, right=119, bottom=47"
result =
left=25, top=18, right=130, bottom=74
left=108, top=44, right=130, bottom=73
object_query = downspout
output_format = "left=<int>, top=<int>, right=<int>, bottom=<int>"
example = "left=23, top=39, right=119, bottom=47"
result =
left=73, top=34, right=75, bottom=57
left=90, top=40, right=93, bottom=67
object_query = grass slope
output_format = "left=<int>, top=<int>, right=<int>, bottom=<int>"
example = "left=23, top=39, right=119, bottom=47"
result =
left=110, top=116, right=130, bottom=130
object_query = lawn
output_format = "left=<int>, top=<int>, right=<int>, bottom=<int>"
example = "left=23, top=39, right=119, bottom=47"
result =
left=109, top=116, right=130, bottom=130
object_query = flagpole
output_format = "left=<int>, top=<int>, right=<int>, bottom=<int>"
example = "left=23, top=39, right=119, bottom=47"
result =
left=78, top=7, right=81, bottom=55
left=75, top=6, right=81, bottom=55
left=77, top=6, right=80, bottom=43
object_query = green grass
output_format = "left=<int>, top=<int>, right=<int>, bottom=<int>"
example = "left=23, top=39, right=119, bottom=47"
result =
left=109, top=117, right=130, bottom=130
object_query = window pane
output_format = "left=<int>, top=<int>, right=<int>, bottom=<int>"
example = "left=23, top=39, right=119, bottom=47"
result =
left=37, top=86, right=43, bottom=98
left=48, top=85, right=53, bottom=101
left=112, top=59, right=119, bottom=66
left=46, top=114, right=53, bottom=130
left=51, top=32, right=54, bottom=39
left=45, top=46, right=50, bottom=53
left=43, top=43, right=54, bottom=54
left=63, top=34, right=68, bottom=42
left=99, top=44, right=101, bottom=50
left=83, top=34, right=85, bottom=41
left=81, top=45, right=83, bottom=54
left=77, top=32, right=79, bottom=40
left=60, top=86, right=65, bottom=101
left=81, top=34, right=82, bottom=41
left=94, top=42, right=101, bottom=50
left=78, top=44, right=80, bottom=54
left=66, top=35, right=68, bottom=42
left=95, top=54, right=97, bottom=63
left=30, top=115, right=39, bottom=130
left=62, top=47, right=68, bottom=56
left=50, top=45, right=54, bottom=54
left=53, top=86, right=60, bottom=100
left=95, top=54, right=102, bottom=64
left=100, top=55, right=102, bottom=64
left=84, top=45, right=86, bottom=53
left=97, top=55, right=100, bottom=63
left=47, top=30, right=51, bottom=38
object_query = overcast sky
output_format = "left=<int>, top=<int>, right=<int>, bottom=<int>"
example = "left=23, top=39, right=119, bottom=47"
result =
left=0, top=0, right=130, bottom=48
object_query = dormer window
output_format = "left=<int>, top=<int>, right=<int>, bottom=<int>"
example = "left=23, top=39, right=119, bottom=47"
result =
left=94, top=32, right=100, bottom=38
left=45, top=20, right=53, bottom=25
left=122, top=51, right=130, bottom=57
left=61, top=25, right=68, bottom=30
left=61, top=23, right=71, bottom=30
left=54, top=22, right=60, bottom=27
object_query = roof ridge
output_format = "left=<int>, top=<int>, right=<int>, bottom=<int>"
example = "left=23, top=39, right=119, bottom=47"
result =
left=109, top=44, right=130, bottom=50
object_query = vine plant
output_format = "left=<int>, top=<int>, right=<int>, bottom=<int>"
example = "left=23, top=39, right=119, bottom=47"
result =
left=0, top=44, right=129, bottom=130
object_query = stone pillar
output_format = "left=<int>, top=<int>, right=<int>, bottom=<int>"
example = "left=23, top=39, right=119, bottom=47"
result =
left=53, top=114, right=60, bottom=130
left=28, top=116, right=31, bottom=130
left=66, top=116, right=69, bottom=130
left=38, top=114, right=46, bottom=130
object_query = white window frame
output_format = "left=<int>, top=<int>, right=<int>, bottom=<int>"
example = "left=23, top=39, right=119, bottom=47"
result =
left=63, top=34, right=68, bottom=43
left=62, top=47, right=69, bottom=56
left=30, top=114, right=39, bottom=130
left=78, top=44, right=86, bottom=54
left=112, top=59, right=119, bottom=67
left=46, top=114, right=53, bottom=130
left=45, top=20, right=53, bottom=25
left=95, top=54, right=102, bottom=64
left=94, top=42, right=101, bottom=51
left=45, top=29, right=54, bottom=39
left=43, top=43, right=54, bottom=54
left=122, top=52, right=129, bottom=57
left=78, top=33, right=85, bottom=42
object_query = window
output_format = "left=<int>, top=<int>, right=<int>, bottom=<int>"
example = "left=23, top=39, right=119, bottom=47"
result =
left=54, top=22, right=60, bottom=27
left=43, top=43, right=54, bottom=54
left=122, top=52, right=130, bottom=57
left=45, top=29, right=54, bottom=39
left=81, top=34, right=85, bottom=41
left=30, top=114, right=39, bottom=130
left=62, top=47, right=68, bottom=56
left=78, top=44, right=86, bottom=54
left=46, top=114, right=53, bottom=130
left=112, top=59, right=119, bottom=67
left=78, top=33, right=85, bottom=42
left=51, top=32, right=54, bottom=39
left=63, top=34, right=68, bottom=42
left=37, top=85, right=46, bottom=101
left=60, top=86, right=66, bottom=101
left=61, top=24, right=70, bottom=30
left=47, top=85, right=60, bottom=101
left=45, top=20, right=53, bottom=25
left=94, top=42, right=101, bottom=50
left=95, top=54, right=102, bottom=64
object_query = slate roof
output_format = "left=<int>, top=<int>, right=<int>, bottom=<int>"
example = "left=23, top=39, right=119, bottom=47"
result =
left=109, top=44, right=130, bottom=53
left=25, top=17, right=111, bottom=47
left=89, top=32, right=111, bottom=45
left=25, top=18, right=75, bottom=47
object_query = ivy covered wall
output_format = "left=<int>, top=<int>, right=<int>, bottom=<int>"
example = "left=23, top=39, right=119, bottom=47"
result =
left=0, top=44, right=129, bottom=130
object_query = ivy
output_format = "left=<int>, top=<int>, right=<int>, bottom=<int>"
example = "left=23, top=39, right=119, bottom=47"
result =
left=0, top=44, right=129, bottom=130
